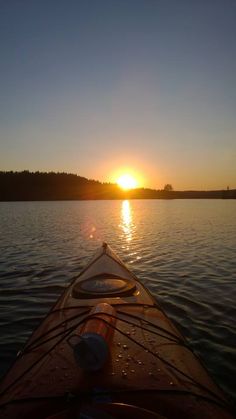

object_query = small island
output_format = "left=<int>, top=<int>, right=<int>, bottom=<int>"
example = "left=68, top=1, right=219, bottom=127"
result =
left=0, top=171, right=235, bottom=201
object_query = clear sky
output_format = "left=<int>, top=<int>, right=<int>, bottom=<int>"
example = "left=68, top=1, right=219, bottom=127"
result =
left=0, top=0, right=235, bottom=190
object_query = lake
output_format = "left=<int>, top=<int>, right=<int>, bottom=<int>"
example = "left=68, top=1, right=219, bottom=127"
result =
left=0, top=199, right=235, bottom=402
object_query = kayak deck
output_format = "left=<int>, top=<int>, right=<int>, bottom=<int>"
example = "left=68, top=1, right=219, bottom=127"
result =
left=0, top=243, right=234, bottom=418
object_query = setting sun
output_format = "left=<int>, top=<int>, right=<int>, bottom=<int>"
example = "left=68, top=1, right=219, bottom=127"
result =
left=117, top=174, right=138, bottom=190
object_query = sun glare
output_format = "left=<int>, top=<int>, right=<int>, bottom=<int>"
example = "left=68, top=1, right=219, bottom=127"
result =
left=117, top=174, right=138, bottom=190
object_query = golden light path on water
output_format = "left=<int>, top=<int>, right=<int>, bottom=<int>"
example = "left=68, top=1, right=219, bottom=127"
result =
left=120, top=200, right=132, bottom=242
left=119, top=200, right=142, bottom=262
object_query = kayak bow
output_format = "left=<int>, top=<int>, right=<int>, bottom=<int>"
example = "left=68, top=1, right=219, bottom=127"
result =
left=0, top=243, right=234, bottom=419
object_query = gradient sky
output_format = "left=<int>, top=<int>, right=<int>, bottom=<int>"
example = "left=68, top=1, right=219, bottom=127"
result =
left=0, top=0, right=235, bottom=190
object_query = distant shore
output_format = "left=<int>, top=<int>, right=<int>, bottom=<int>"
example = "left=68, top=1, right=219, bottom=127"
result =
left=0, top=171, right=235, bottom=201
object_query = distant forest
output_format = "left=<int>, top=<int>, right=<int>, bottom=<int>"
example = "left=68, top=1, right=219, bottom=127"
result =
left=0, top=171, right=235, bottom=201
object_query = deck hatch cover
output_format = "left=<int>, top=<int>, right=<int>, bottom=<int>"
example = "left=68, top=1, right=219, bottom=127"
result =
left=72, top=273, right=136, bottom=298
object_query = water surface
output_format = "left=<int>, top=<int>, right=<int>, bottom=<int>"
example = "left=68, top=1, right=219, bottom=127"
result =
left=0, top=200, right=235, bottom=402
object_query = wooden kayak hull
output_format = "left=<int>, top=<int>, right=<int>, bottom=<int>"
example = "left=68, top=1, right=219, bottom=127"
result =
left=0, top=243, right=234, bottom=418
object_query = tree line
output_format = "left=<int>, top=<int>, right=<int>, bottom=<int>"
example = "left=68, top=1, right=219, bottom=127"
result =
left=0, top=171, right=235, bottom=201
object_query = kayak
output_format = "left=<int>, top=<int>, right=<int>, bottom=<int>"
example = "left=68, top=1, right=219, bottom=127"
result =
left=0, top=243, right=234, bottom=419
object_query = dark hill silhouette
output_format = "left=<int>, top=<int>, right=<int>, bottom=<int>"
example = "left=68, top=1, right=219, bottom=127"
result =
left=0, top=171, right=235, bottom=201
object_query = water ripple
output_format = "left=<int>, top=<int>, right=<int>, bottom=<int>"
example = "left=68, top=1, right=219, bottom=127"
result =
left=0, top=200, right=235, bottom=402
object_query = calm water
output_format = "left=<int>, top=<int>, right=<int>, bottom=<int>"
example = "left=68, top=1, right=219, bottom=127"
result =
left=0, top=200, right=236, bottom=402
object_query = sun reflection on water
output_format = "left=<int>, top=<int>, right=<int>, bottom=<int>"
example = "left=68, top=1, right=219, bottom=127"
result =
left=120, top=200, right=133, bottom=243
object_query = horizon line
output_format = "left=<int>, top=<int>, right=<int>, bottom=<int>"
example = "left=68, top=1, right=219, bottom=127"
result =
left=0, top=170, right=235, bottom=192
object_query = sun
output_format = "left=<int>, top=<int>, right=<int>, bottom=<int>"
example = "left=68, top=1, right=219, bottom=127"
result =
left=117, top=174, right=138, bottom=190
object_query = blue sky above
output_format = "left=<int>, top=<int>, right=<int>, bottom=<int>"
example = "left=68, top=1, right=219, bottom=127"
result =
left=0, top=0, right=235, bottom=189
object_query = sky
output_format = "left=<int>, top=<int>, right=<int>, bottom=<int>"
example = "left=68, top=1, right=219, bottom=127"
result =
left=0, top=0, right=235, bottom=190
